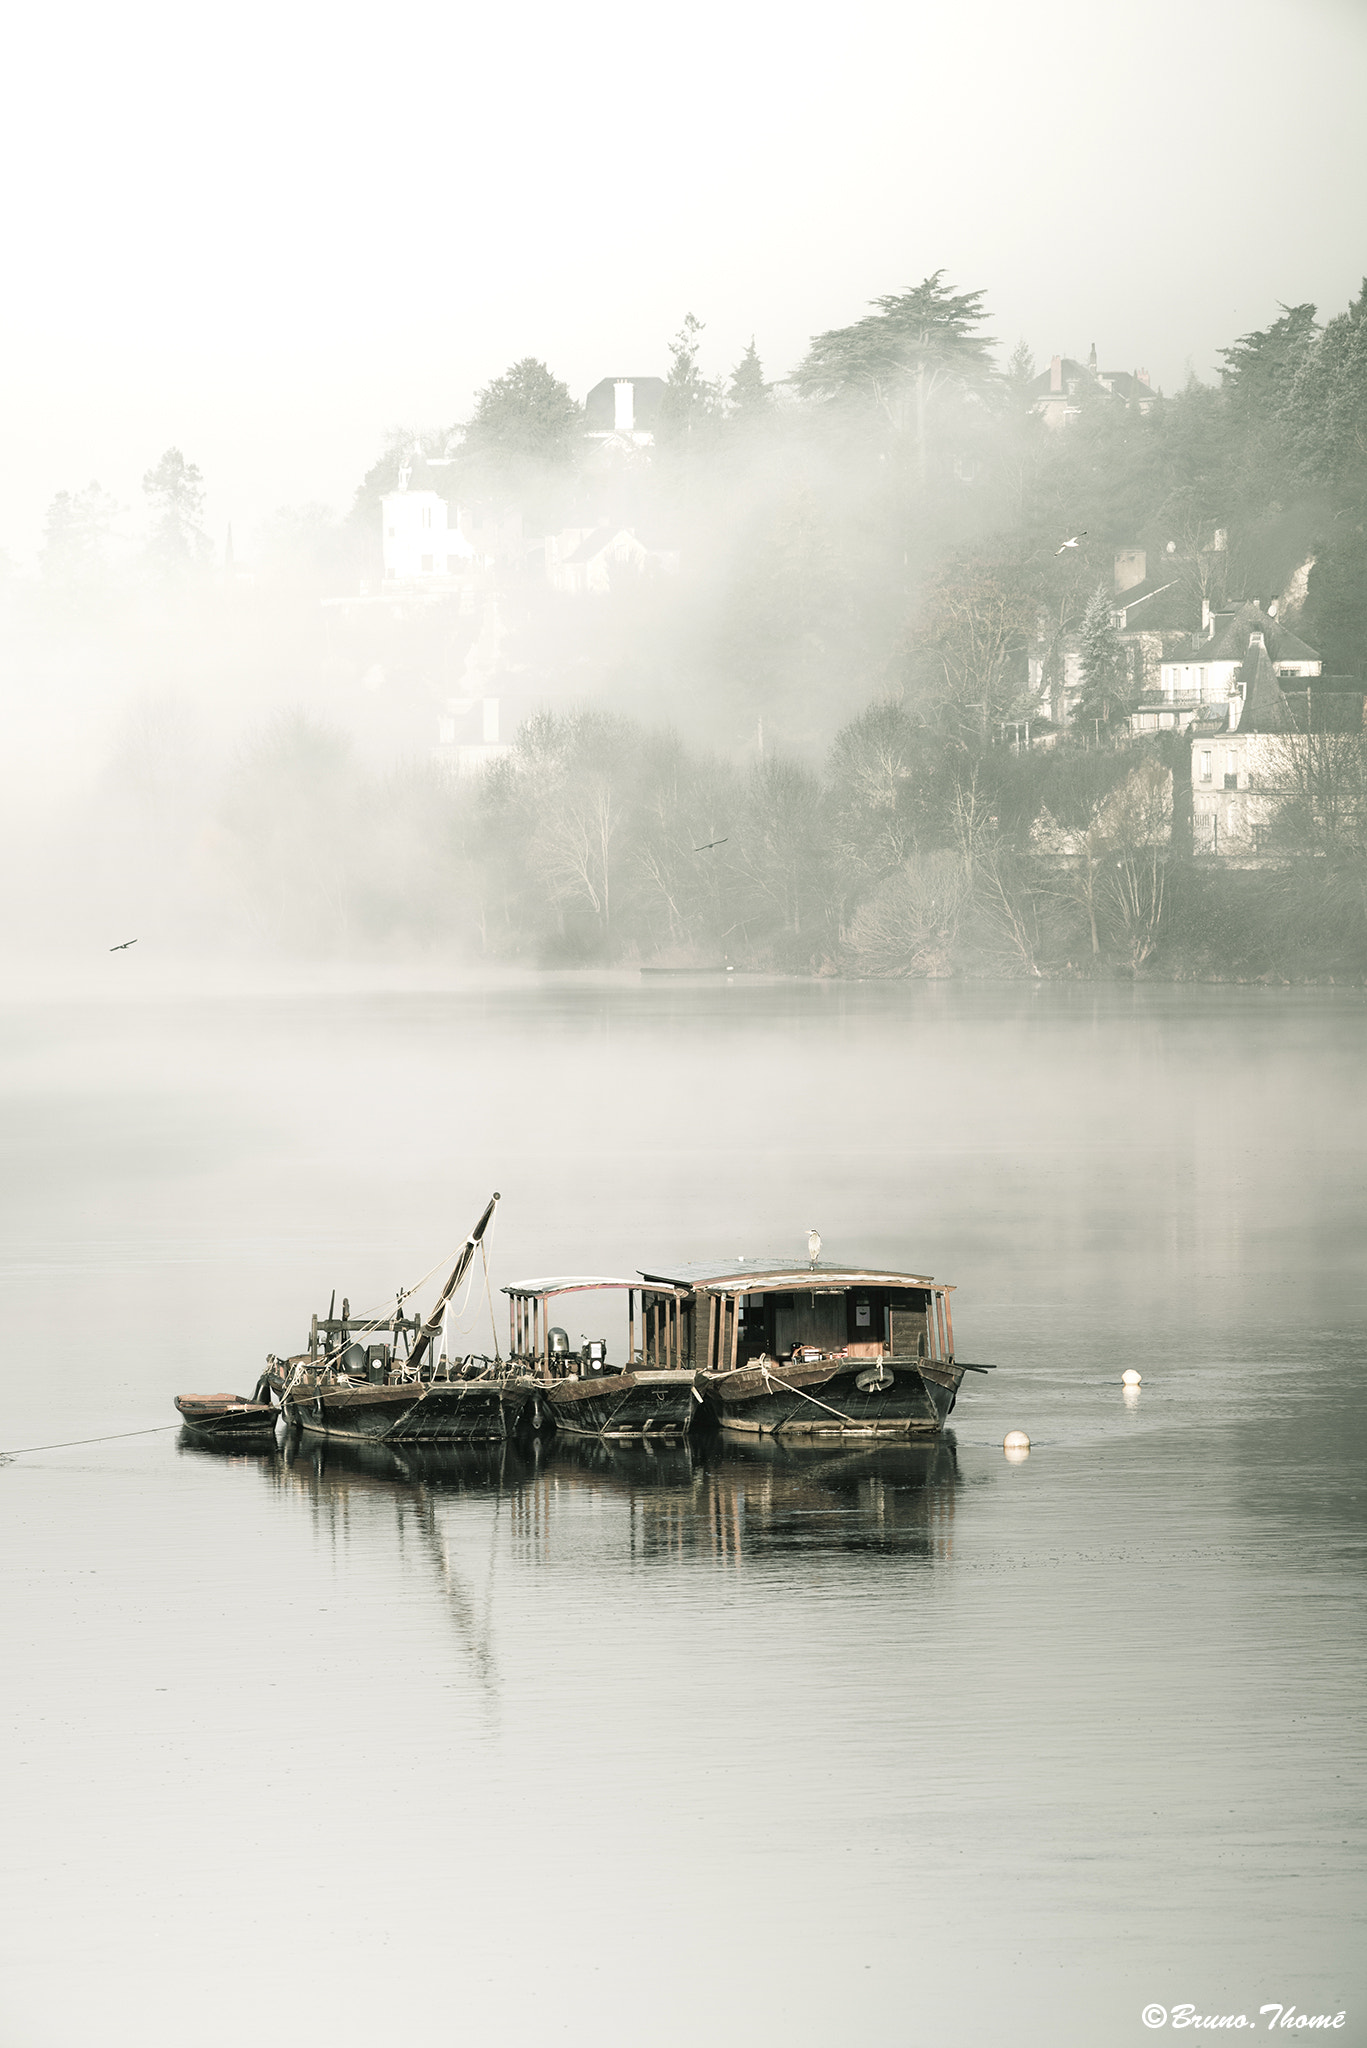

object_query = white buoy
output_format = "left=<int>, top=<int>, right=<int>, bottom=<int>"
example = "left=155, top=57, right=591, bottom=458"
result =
left=1122, top=1369, right=1141, bottom=1387
left=1004, top=1430, right=1030, bottom=1453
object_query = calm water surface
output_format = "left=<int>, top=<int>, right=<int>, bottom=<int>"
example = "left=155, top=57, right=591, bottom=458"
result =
left=0, top=978, right=1362, bottom=2048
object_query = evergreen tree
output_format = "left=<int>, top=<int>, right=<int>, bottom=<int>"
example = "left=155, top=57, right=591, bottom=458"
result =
left=794, top=271, right=995, bottom=481
left=657, top=313, right=721, bottom=442
left=42, top=480, right=119, bottom=587
left=728, top=338, right=772, bottom=415
left=1074, top=584, right=1131, bottom=730
left=142, top=448, right=210, bottom=574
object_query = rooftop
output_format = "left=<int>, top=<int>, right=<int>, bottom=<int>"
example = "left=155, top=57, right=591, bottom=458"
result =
left=637, top=1258, right=938, bottom=1291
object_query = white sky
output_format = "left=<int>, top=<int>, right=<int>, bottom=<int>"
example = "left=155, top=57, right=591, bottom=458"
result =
left=2, top=0, right=1364, bottom=562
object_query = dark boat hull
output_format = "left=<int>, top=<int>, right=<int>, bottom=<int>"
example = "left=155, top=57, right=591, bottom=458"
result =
left=285, top=1375, right=538, bottom=1444
left=696, top=1357, right=963, bottom=1438
left=546, top=1369, right=696, bottom=1439
left=175, top=1396, right=279, bottom=1441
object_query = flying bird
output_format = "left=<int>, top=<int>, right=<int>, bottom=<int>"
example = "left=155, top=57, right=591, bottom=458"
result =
left=1055, top=533, right=1087, bottom=554
left=109, top=939, right=138, bottom=952
left=693, top=837, right=729, bottom=852
left=807, top=1227, right=821, bottom=1269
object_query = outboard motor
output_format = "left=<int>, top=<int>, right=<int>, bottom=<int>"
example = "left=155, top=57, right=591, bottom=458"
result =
left=548, top=1327, right=571, bottom=1369
left=342, top=1341, right=368, bottom=1378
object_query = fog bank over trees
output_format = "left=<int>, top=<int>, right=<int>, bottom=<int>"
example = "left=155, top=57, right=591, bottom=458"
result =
left=3, top=271, right=1366, bottom=979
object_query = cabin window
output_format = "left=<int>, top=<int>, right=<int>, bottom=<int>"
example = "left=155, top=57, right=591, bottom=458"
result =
left=1200, top=751, right=1212, bottom=782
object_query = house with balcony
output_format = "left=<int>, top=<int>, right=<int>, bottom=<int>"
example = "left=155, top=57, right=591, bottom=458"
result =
left=1131, top=600, right=1321, bottom=737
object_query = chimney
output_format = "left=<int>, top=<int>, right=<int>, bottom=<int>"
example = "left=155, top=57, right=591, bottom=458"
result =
left=1050, top=354, right=1062, bottom=393
left=1137, top=368, right=1150, bottom=387
left=1113, top=546, right=1147, bottom=594
left=1088, top=342, right=1097, bottom=374
left=613, top=380, right=635, bottom=433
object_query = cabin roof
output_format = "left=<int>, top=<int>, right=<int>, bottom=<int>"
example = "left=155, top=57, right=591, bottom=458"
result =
left=637, top=1258, right=937, bottom=1291
left=502, top=1275, right=683, bottom=1299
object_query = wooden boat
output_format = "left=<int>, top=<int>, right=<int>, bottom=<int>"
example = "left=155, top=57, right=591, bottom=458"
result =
left=174, top=1388, right=279, bottom=1441
left=502, top=1276, right=697, bottom=1438
left=634, top=1257, right=991, bottom=1439
left=264, top=1194, right=540, bottom=1444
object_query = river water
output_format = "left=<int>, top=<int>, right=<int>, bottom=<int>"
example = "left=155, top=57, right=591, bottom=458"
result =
left=0, top=976, right=1362, bottom=2048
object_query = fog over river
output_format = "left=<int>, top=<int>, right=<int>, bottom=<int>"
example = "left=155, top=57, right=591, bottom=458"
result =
left=0, top=978, right=1362, bottom=2048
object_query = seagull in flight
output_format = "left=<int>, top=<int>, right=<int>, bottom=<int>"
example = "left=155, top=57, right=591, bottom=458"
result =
left=1055, top=533, right=1087, bottom=554
left=109, top=938, right=138, bottom=952
left=693, top=837, right=729, bottom=852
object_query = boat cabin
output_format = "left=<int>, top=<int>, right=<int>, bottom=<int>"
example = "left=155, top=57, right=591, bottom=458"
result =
left=502, top=1277, right=689, bottom=1380
left=635, top=1260, right=956, bottom=1373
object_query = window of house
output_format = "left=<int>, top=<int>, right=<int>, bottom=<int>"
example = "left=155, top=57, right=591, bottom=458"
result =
left=1199, top=667, right=1207, bottom=690
left=421, top=554, right=434, bottom=572
left=1200, top=752, right=1212, bottom=781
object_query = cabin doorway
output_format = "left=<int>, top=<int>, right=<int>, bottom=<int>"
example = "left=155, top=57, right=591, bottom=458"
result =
left=774, top=1290, right=846, bottom=1354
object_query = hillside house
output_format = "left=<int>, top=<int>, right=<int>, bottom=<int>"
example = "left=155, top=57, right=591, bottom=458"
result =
left=1029, top=346, right=1158, bottom=429
left=381, top=488, right=477, bottom=583
left=1190, top=639, right=1364, bottom=855
left=1134, top=602, right=1321, bottom=737
left=583, top=377, right=667, bottom=452
left=545, top=525, right=679, bottom=595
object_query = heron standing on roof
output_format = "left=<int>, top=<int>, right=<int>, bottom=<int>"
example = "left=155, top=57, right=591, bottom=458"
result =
left=807, top=1228, right=821, bottom=1268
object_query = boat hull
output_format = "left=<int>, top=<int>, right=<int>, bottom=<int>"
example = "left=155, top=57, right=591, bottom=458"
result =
left=696, top=1357, right=963, bottom=1438
left=546, top=1369, right=696, bottom=1439
left=284, top=1375, right=538, bottom=1444
left=175, top=1396, right=279, bottom=1441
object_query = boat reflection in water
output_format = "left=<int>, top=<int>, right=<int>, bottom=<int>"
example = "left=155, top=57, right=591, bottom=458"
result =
left=261, top=1427, right=960, bottom=1574
left=175, top=1427, right=282, bottom=1464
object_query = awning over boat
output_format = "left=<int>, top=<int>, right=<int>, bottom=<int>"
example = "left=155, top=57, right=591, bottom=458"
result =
left=637, top=1259, right=940, bottom=1293
left=501, top=1275, right=685, bottom=1299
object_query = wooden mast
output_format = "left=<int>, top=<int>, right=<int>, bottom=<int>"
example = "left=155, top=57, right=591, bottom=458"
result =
left=406, top=1192, right=500, bottom=1379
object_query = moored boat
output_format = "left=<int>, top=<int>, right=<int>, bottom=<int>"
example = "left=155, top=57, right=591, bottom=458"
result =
left=264, top=1194, right=540, bottom=1444
left=502, top=1276, right=696, bottom=1438
left=174, top=1387, right=280, bottom=1442
left=641, top=1255, right=990, bottom=1439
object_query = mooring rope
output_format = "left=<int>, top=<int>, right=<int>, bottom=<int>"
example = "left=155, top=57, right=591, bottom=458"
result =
left=1, top=1423, right=180, bottom=1462
left=758, top=1362, right=863, bottom=1428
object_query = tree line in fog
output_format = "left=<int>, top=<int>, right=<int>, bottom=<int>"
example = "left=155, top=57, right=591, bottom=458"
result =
left=211, top=701, right=1365, bottom=980
left=14, top=270, right=1367, bottom=976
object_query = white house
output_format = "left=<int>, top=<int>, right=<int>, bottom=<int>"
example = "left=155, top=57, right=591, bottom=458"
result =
left=381, top=488, right=477, bottom=582
left=1132, top=603, right=1322, bottom=736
